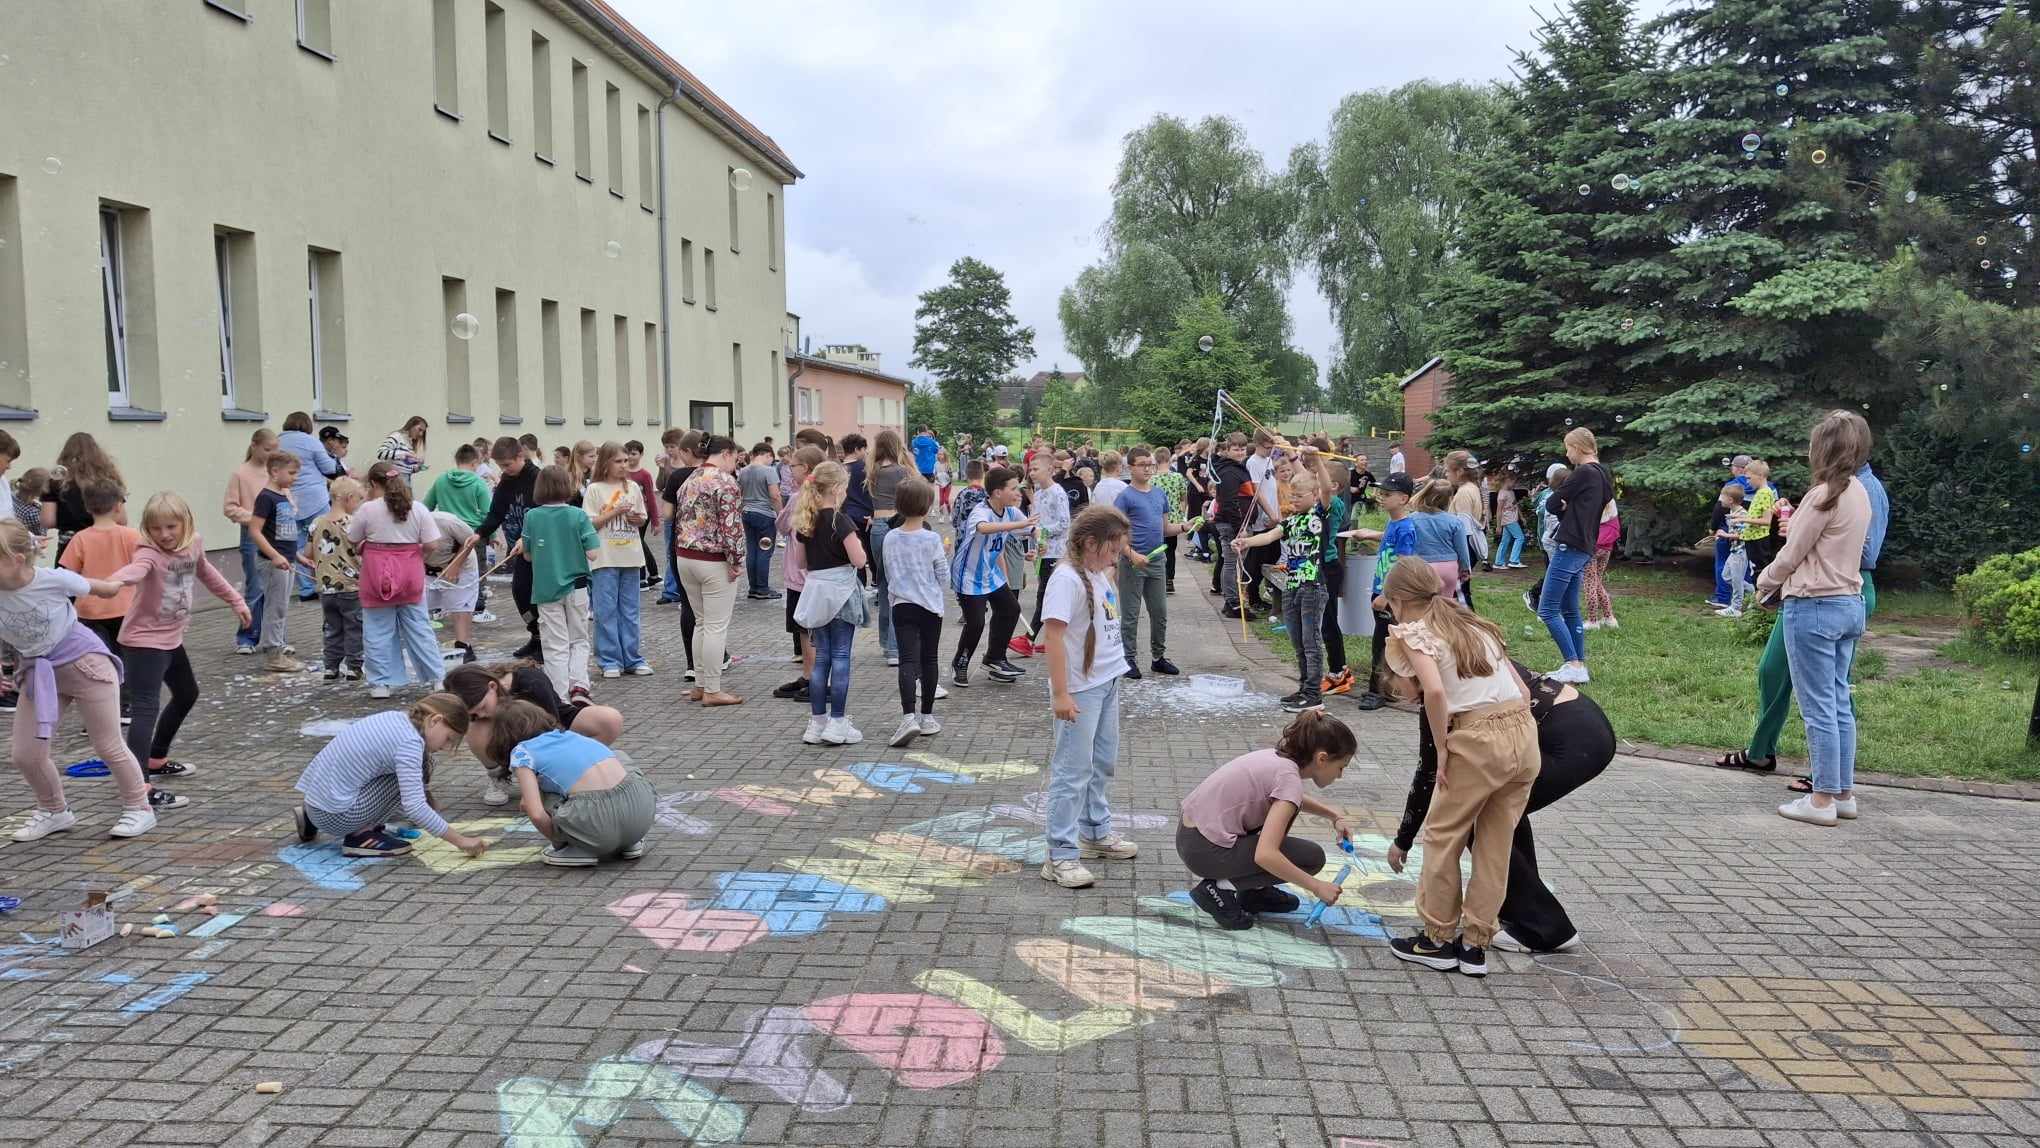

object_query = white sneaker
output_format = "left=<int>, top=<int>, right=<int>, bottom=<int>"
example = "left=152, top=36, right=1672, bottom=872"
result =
left=801, top=716, right=829, bottom=745
left=1040, top=859, right=1096, bottom=888
left=1603, top=617, right=1619, bottom=630
left=684, top=668, right=699, bottom=682
left=1715, top=607, right=1743, bottom=618
left=1492, top=928, right=1582, bottom=953
left=1549, top=663, right=1589, bottom=684
left=11, top=807, right=77, bottom=842
left=109, top=807, right=158, bottom=838
left=601, top=668, right=622, bottom=679
left=628, top=665, right=655, bottom=677
left=481, top=781, right=511, bottom=807
left=886, top=656, right=900, bottom=667
left=1778, top=795, right=1838, bottom=826
left=1079, top=834, right=1139, bottom=860
left=888, top=713, right=921, bottom=747
left=1833, top=796, right=1859, bottom=820
left=821, top=717, right=862, bottom=745
left=369, top=684, right=393, bottom=700
left=916, top=714, right=942, bottom=736
left=473, top=611, right=497, bottom=623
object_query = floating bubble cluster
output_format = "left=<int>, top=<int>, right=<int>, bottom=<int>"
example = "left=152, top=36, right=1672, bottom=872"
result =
left=1741, top=132, right=1762, bottom=151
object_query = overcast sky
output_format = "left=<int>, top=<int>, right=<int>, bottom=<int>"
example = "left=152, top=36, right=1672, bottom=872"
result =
left=613, top=0, right=1558, bottom=388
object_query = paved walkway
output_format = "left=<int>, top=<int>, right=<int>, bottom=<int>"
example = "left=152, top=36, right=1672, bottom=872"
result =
left=2, top=554, right=2037, bottom=1147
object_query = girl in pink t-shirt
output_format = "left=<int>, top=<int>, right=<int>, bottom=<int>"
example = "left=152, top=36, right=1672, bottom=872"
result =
left=1175, top=709, right=1359, bottom=930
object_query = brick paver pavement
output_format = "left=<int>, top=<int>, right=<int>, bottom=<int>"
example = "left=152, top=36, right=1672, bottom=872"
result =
left=2, top=554, right=2037, bottom=1148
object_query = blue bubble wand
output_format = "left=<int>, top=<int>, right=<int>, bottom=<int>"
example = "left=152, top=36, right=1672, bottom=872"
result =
left=1302, top=837, right=1358, bottom=928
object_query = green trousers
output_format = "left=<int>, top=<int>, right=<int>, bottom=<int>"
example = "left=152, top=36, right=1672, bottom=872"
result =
left=1747, top=571, right=1875, bottom=759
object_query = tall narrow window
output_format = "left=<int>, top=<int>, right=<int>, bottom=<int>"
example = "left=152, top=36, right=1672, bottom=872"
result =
left=296, top=0, right=333, bottom=56
left=0, top=176, right=28, bottom=412
left=704, top=248, right=717, bottom=311
left=636, top=105, right=654, bottom=208
left=767, top=192, right=779, bottom=271
left=432, top=0, right=458, bottom=116
left=214, top=229, right=263, bottom=413
left=727, top=167, right=741, bottom=252
left=100, top=209, right=130, bottom=407
left=495, top=288, right=519, bottom=421
left=730, top=342, right=745, bottom=427
left=443, top=277, right=470, bottom=416
left=308, top=248, right=346, bottom=413
left=605, top=83, right=623, bottom=196
left=215, top=238, right=234, bottom=407
left=613, top=316, right=631, bottom=422
left=530, top=33, right=553, bottom=160
left=644, top=322, right=659, bottom=423
left=484, top=2, right=509, bottom=141
left=541, top=299, right=563, bottom=423
left=579, top=307, right=599, bottom=422
left=770, top=350, right=781, bottom=426
left=680, top=239, right=695, bottom=303
left=570, top=60, right=590, bottom=181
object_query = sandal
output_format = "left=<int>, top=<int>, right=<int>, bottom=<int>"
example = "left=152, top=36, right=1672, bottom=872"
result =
left=1786, top=777, right=1813, bottom=793
left=1712, top=750, right=1777, bottom=773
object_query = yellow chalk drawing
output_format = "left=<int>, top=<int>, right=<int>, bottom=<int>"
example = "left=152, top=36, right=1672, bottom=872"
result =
left=780, top=857, right=994, bottom=902
left=1013, top=939, right=1236, bottom=1011
left=1066, top=903, right=1345, bottom=988
left=844, top=835, right=1023, bottom=876
left=902, top=751, right=1038, bottom=781
left=411, top=817, right=547, bottom=873
left=913, top=969, right=1146, bottom=1052
left=731, top=769, right=882, bottom=809
left=1669, top=977, right=2038, bottom=1113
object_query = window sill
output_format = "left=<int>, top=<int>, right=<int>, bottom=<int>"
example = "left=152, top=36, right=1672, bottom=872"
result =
left=544, top=415, right=566, bottom=426
left=682, top=297, right=696, bottom=306
left=447, top=412, right=475, bottom=425
left=0, top=405, right=36, bottom=422
left=297, top=42, right=336, bottom=63
left=488, top=129, right=512, bottom=146
left=221, top=407, right=270, bottom=422
left=313, top=409, right=351, bottom=422
left=617, top=418, right=633, bottom=426
left=583, top=417, right=604, bottom=426
left=535, top=152, right=555, bottom=167
left=609, top=189, right=625, bottom=201
left=108, top=405, right=168, bottom=423
left=435, top=104, right=462, bottom=123
left=498, top=415, right=524, bottom=426
left=203, top=0, right=252, bottom=22
left=575, top=172, right=593, bottom=185
left=641, top=203, right=655, bottom=215
left=705, top=304, right=718, bottom=313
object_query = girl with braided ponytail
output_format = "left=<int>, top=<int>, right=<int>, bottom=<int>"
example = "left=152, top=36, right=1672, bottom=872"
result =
left=1038, top=504, right=1136, bottom=889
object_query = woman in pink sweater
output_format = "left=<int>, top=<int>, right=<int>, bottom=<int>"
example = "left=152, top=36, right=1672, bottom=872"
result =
left=112, top=493, right=250, bottom=791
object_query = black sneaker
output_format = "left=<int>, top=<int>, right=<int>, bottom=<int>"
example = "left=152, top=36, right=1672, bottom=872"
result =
left=1354, top=691, right=1385, bottom=711
left=1457, top=942, right=1489, bottom=977
left=1166, top=580, right=1176, bottom=594
left=986, top=662, right=1021, bottom=684
left=120, top=704, right=132, bottom=727
left=1238, top=886, right=1301, bottom=914
left=146, top=787, right=189, bottom=810
left=294, top=806, right=317, bottom=843
left=990, top=659, right=1027, bottom=676
left=771, top=678, right=807, bottom=699
left=146, top=760, right=197, bottom=779
left=1279, top=691, right=1304, bottom=706
left=513, top=638, right=543, bottom=661
left=0, top=690, right=17, bottom=713
left=1151, top=658, right=1180, bottom=676
left=951, top=658, right=971, bottom=687
left=323, top=668, right=342, bottom=681
left=1282, top=694, right=1323, bottom=713
left=457, top=642, right=477, bottom=665
left=1188, top=879, right=1254, bottom=930
left=1123, top=664, right=1143, bottom=681
left=1390, top=933, right=1462, bottom=971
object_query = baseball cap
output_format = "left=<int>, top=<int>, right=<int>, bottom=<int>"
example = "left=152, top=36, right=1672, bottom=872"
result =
left=988, top=444, right=1009, bottom=457
left=1381, top=473, right=1416, bottom=496
left=1545, top=463, right=1566, bottom=481
left=319, top=426, right=349, bottom=444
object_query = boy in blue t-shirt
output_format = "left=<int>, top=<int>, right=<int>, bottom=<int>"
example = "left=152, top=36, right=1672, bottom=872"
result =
left=1341, top=471, right=1415, bottom=711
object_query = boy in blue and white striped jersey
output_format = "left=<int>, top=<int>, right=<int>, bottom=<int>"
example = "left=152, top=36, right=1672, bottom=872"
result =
left=949, top=467, right=1035, bottom=687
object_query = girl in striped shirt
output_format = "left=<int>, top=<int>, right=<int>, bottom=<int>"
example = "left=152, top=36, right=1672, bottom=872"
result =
left=291, top=694, right=492, bottom=859
left=949, top=466, right=1035, bottom=687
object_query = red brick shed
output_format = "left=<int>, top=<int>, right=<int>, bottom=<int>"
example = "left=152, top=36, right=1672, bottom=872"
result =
left=1398, top=356, right=1452, bottom=476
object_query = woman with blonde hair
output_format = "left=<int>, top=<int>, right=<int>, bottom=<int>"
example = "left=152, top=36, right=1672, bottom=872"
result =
left=221, top=427, right=279, bottom=652
left=792, top=459, right=869, bottom=744
left=1534, top=427, right=1612, bottom=683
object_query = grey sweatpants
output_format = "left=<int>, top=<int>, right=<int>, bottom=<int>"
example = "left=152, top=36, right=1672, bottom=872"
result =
left=258, top=564, right=293, bottom=652
left=1117, top=555, right=1167, bottom=662
left=322, top=591, right=364, bottom=671
left=1283, top=580, right=1328, bottom=702
left=540, top=772, right=655, bottom=857
left=305, top=774, right=402, bottom=839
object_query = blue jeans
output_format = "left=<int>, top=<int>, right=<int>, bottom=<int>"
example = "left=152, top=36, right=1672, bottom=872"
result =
left=361, top=602, right=442, bottom=687
left=660, top=520, right=681, bottom=602
left=1782, top=594, right=1865, bottom=795
left=1045, top=676, right=1122, bottom=860
left=292, top=514, right=322, bottom=599
left=589, top=566, right=645, bottom=671
left=1537, top=544, right=1590, bottom=663
left=741, top=510, right=776, bottom=595
left=1497, top=523, right=1526, bottom=567
left=236, top=528, right=265, bottom=648
left=808, top=618, right=855, bottom=719
left=868, top=519, right=897, bottom=659
left=1711, top=537, right=1733, bottom=605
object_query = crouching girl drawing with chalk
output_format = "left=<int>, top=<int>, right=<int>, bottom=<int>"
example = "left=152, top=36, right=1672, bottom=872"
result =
left=292, top=693, right=492, bottom=859
left=487, top=698, right=654, bottom=866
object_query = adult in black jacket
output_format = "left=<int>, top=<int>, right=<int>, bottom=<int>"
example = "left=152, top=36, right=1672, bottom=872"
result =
left=1390, top=660, right=1614, bottom=953
left=1534, top=428, right=1611, bottom=684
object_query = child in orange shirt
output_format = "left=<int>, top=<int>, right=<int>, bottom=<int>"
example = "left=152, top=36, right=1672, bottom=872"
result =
left=58, top=479, right=142, bottom=723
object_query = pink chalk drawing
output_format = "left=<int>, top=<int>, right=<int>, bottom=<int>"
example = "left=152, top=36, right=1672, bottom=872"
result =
left=622, top=963, right=648, bottom=973
left=989, top=790, right=1170, bottom=832
left=800, top=992, right=1005, bottom=1089
left=259, top=902, right=305, bottom=918
left=631, top=1005, right=853, bottom=1112
left=1338, top=1140, right=1395, bottom=1148
left=708, top=788, right=801, bottom=817
left=606, top=892, right=770, bottom=953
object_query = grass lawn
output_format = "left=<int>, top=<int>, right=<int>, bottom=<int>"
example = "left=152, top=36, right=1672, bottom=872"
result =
left=1246, top=541, right=2040, bottom=783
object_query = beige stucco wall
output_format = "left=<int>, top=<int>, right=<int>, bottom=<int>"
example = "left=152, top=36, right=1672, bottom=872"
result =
left=0, top=0, right=790, bottom=543
left=792, top=359, right=907, bottom=445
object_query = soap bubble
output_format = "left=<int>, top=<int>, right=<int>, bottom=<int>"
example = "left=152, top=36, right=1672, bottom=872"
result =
left=1775, top=82, right=1789, bottom=96
left=1196, top=335, right=1214, bottom=353
left=41, top=156, right=61, bottom=175
left=450, top=312, right=480, bottom=340
left=1564, top=418, right=1574, bottom=426
left=1743, top=149, right=1758, bottom=161
left=1721, top=457, right=1732, bottom=466
left=0, top=54, right=10, bottom=66
left=729, top=168, right=753, bottom=192
left=1522, top=626, right=1535, bottom=637
left=1981, top=259, right=1992, bottom=270
left=603, top=240, right=621, bottom=259
left=1578, top=183, right=1592, bottom=196
left=1810, top=148, right=1828, bottom=165
left=1976, top=235, right=1988, bottom=246
left=1611, top=174, right=1632, bottom=191
left=1861, top=403, right=1871, bottom=410
left=1620, top=318, right=1634, bottom=331
left=1407, top=248, right=1419, bottom=258
left=1614, top=414, right=1625, bottom=423
left=1904, top=190, right=1917, bottom=204
left=1938, top=383, right=1949, bottom=391
left=1741, top=132, right=1762, bottom=151
left=50, top=465, right=68, bottom=484
left=1358, top=292, right=1371, bottom=302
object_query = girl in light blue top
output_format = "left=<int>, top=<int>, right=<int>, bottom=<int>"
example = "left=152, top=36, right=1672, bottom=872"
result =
left=491, top=698, right=654, bottom=867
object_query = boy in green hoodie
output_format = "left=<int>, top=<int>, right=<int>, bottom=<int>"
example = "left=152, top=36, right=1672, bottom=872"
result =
left=423, top=444, right=492, bottom=528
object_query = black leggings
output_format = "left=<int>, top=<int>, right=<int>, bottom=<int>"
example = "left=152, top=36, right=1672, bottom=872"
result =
left=511, top=555, right=538, bottom=643
left=956, top=586, right=1020, bottom=667
left=1322, top=558, right=1347, bottom=673
left=1031, top=557, right=1058, bottom=634
left=893, top=603, right=943, bottom=714
left=124, top=645, right=198, bottom=765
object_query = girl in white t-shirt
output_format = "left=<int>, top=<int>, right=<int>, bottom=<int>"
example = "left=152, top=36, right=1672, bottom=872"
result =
left=1039, top=505, right=1135, bottom=889
left=1379, top=556, right=1539, bottom=977
left=582, top=442, right=651, bottom=678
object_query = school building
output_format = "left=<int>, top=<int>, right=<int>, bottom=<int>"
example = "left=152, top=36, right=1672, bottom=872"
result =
left=788, top=351, right=909, bottom=447
left=0, top=0, right=801, bottom=539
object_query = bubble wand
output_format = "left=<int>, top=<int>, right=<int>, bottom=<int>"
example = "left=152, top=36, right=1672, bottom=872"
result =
left=1302, top=837, right=1357, bottom=928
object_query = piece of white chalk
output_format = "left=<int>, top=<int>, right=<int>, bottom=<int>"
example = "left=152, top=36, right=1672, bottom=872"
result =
left=254, top=1081, right=284, bottom=1094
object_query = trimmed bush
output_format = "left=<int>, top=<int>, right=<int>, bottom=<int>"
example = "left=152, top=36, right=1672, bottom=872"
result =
left=1954, top=546, right=2040, bottom=657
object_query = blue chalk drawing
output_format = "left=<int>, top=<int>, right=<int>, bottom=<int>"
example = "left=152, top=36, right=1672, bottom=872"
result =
left=841, top=763, right=973, bottom=795
left=1160, top=890, right=1388, bottom=938
left=278, top=843, right=387, bottom=892
left=120, top=971, right=210, bottom=1015
left=99, top=973, right=135, bottom=985
left=708, top=872, right=888, bottom=936
left=188, top=913, right=246, bottom=939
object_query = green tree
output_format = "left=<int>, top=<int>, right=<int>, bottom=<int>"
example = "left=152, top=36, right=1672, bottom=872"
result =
left=1266, top=347, right=1323, bottom=416
left=905, top=384, right=944, bottom=439
left=910, top=258, right=1035, bottom=445
left=1290, top=81, right=1506, bottom=410
left=1125, top=295, right=1280, bottom=446
left=1038, top=367, right=1088, bottom=437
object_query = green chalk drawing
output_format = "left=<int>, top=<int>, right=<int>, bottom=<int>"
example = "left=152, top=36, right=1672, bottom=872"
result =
left=496, top=1057, right=745, bottom=1147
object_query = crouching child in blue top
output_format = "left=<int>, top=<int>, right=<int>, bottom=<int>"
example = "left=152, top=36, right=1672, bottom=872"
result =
left=488, top=698, right=654, bottom=866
